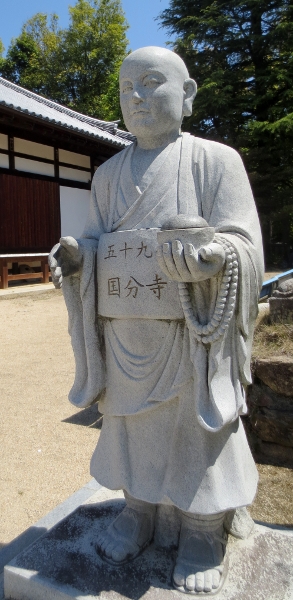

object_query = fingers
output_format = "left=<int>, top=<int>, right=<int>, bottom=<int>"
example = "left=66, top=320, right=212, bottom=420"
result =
left=49, top=239, right=81, bottom=287
left=156, top=241, right=194, bottom=282
left=172, top=240, right=192, bottom=281
left=157, top=240, right=225, bottom=283
left=59, top=236, right=79, bottom=260
left=184, top=243, right=201, bottom=279
left=48, top=243, right=61, bottom=269
left=156, top=244, right=174, bottom=279
left=200, top=246, right=213, bottom=261
left=200, top=242, right=225, bottom=262
left=163, top=242, right=183, bottom=281
left=50, top=266, right=63, bottom=289
left=185, top=242, right=225, bottom=279
left=156, top=243, right=182, bottom=281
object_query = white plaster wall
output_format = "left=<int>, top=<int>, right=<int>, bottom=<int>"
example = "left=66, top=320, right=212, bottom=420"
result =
left=60, top=186, right=91, bottom=238
left=15, top=157, right=54, bottom=177
left=0, top=134, right=8, bottom=150
left=59, top=149, right=90, bottom=168
left=0, top=153, right=9, bottom=168
left=14, top=138, right=54, bottom=160
left=59, top=165, right=91, bottom=183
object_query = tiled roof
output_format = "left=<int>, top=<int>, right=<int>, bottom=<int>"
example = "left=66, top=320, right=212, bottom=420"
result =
left=0, top=77, right=135, bottom=148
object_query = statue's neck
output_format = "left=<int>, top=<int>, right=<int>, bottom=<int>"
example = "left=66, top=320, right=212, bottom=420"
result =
left=132, top=137, right=180, bottom=193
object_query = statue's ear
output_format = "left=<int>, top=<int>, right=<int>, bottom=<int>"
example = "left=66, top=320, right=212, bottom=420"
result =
left=182, top=79, right=197, bottom=118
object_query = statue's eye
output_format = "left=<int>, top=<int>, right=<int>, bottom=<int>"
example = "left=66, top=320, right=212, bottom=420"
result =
left=143, top=76, right=162, bottom=87
left=121, top=82, right=133, bottom=93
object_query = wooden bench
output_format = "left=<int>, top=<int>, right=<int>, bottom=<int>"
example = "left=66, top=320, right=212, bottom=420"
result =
left=0, top=254, right=50, bottom=289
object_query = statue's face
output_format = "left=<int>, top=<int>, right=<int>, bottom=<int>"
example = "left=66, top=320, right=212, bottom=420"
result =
left=120, top=50, right=187, bottom=141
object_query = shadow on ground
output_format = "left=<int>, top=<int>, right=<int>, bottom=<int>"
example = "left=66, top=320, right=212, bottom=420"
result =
left=62, top=405, right=103, bottom=429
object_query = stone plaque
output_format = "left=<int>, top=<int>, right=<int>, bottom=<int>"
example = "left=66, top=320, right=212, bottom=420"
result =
left=97, top=228, right=184, bottom=319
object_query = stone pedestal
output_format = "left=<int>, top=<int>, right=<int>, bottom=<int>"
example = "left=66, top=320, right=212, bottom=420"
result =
left=4, top=488, right=293, bottom=600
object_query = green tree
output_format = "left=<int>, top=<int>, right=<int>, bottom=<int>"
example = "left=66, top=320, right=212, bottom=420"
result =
left=59, top=0, right=128, bottom=120
left=0, top=14, right=62, bottom=98
left=0, top=0, right=128, bottom=122
left=0, top=39, right=5, bottom=72
left=159, top=1, right=293, bottom=265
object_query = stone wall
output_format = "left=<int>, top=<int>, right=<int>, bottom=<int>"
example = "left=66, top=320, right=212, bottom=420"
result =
left=244, top=357, right=293, bottom=468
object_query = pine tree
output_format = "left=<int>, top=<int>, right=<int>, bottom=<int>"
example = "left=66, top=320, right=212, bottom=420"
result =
left=159, top=1, right=293, bottom=264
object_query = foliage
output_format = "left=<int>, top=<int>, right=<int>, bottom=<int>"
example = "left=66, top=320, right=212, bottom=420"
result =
left=0, top=0, right=129, bottom=122
left=159, top=1, right=293, bottom=263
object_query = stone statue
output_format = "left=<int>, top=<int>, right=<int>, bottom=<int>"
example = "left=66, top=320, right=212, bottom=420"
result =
left=49, top=46, right=264, bottom=595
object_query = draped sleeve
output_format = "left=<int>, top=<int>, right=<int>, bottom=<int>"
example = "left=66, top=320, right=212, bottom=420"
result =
left=189, top=138, right=264, bottom=431
left=62, top=149, right=129, bottom=408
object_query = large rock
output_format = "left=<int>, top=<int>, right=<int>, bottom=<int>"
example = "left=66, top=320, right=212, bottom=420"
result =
left=248, top=379, right=293, bottom=411
left=243, top=414, right=293, bottom=468
left=246, top=379, right=293, bottom=465
left=250, top=408, right=293, bottom=446
left=253, top=356, right=293, bottom=397
left=269, top=297, right=293, bottom=324
left=247, top=382, right=293, bottom=446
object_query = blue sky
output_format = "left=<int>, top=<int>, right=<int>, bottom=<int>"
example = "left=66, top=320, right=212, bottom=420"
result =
left=1, top=0, right=173, bottom=55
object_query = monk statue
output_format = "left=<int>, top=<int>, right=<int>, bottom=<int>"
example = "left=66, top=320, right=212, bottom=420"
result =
left=49, top=46, right=264, bottom=595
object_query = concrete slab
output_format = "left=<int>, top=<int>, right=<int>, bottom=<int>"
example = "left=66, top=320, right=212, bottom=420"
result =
left=0, top=480, right=101, bottom=572
left=4, top=488, right=293, bottom=600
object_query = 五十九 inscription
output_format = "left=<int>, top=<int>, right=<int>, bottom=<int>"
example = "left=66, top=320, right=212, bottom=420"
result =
left=104, top=243, right=153, bottom=261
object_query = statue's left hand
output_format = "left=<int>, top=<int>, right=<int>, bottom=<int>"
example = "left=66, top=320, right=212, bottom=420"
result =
left=49, top=236, right=82, bottom=288
left=156, top=241, right=225, bottom=282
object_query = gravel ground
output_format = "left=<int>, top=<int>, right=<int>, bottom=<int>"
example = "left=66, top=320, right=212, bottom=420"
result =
left=0, top=289, right=292, bottom=548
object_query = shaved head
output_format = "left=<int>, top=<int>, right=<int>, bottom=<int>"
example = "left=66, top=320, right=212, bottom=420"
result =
left=119, top=46, right=196, bottom=148
left=120, top=46, right=190, bottom=83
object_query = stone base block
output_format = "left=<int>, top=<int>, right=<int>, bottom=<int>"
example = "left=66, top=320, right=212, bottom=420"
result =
left=4, top=491, right=293, bottom=600
left=269, top=297, right=293, bottom=324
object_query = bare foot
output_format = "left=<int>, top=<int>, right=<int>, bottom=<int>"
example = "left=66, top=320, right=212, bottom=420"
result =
left=173, top=523, right=228, bottom=595
left=96, top=504, right=156, bottom=565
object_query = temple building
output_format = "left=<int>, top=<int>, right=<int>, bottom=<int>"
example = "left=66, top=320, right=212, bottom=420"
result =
left=0, top=77, right=133, bottom=287
left=0, top=75, right=134, bottom=243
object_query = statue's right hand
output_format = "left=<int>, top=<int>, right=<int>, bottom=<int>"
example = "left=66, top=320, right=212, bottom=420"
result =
left=48, top=236, right=82, bottom=289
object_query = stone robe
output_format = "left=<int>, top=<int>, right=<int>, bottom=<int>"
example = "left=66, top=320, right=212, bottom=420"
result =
left=62, top=133, right=264, bottom=515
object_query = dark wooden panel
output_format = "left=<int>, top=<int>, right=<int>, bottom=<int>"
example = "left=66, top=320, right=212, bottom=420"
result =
left=0, top=174, right=60, bottom=252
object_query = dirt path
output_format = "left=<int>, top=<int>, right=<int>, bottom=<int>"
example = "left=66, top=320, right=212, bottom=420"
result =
left=0, top=291, right=100, bottom=546
left=0, top=290, right=292, bottom=547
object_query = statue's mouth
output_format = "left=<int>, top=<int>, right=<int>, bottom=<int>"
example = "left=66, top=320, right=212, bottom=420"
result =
left=131, top=109, right=149, bottom=115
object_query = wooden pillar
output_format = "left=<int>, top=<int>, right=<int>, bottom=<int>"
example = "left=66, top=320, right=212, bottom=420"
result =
left=41, top=258, right=50, bottom=284
left=0, top=258, right=8, bottom=289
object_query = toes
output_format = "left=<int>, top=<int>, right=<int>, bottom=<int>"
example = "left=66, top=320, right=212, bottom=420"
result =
left=195, top=572, right=205, bottom=592
left=112, top=543, right=128, bottom=562
left=100, top=537, right=110, bottom=553
left=204, top=570, right=213, bottom=593
left=212, top=569, right=221, bottom=589
left=173, top=568, right=185, bottom=588
left=96, top=533, right=107, bottom=553
left=103, top=539, right=116, bottom=558
left=185, top=574, right=196, bottom=592
left=173, top=564, right=224, bottom=594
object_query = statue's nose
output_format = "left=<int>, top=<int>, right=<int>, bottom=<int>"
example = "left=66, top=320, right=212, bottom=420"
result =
left=132, top=91, right=142, bottom=103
